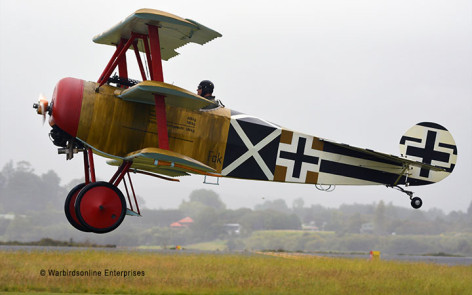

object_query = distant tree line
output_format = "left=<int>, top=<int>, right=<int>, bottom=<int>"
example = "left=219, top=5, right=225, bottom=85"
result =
left=1, top=161, right=471, bottom=255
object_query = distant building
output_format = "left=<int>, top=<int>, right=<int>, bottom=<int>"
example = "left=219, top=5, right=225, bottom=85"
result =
left=178, top=217, right=194, bottom=225
left=302, top=221, right=319, bottom=231
left=360, top=223, right=374, bottom=234
left=170, top=217, right=194, bottom=229
left=170, top=222, right=184, bottom=228
left=0, top=214, right=15, bottom=220
left=224, top=223, right=241, bottom=235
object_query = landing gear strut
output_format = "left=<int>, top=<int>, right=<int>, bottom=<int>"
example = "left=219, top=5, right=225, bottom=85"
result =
left=63, top=149, right=140, bottom=233
left=388, top=185, right=423, bottom=209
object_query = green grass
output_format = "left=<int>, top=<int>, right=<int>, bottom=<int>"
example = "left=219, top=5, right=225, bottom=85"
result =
left=185, top=239, right=228, bottom=251
left=1, top=294, right=83, bottom=295
left=136, top=239, right=228, bottom=251
left=0, top=249, right=471, bottom=294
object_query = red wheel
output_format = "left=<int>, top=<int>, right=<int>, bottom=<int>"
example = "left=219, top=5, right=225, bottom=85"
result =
left=64, top=183, right=90, bottom=232
left=75, top=181, right=126, bottom=234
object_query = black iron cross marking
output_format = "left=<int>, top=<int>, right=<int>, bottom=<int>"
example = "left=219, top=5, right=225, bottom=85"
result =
left=405, top=130, right=450, bottom=178
left=279, top=137, right=319, bottom=178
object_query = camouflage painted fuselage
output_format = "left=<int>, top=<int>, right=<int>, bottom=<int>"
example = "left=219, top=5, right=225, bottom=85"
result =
left=53, top=79, right=456, bottom=187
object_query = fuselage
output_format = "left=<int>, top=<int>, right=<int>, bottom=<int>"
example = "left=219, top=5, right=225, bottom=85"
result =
left=49, top=77, right=452, bottom=187
left=50, top=78, right=231, bottom=173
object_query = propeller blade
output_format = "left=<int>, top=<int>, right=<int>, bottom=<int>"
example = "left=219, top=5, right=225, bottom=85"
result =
left=34, top=94, right=49, bottom=124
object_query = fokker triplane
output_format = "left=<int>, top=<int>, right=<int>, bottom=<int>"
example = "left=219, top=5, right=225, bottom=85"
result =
left=33, top=9, right=458, bottom=233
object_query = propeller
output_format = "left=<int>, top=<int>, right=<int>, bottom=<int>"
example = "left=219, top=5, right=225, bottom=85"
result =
left=33, top=94, right=51, bottom=124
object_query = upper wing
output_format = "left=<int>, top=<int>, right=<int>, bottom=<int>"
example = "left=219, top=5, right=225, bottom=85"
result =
left=93, top=9, right=222, bottom=60
left=107, top=147, right=219, bottom=178
left=116, top=80, right=218, bottom=110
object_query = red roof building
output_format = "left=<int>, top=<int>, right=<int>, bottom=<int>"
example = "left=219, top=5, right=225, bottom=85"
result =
left=170, top=217, right=194, bottom=228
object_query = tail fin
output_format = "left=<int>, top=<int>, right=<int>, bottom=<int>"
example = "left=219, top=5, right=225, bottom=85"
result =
left=399, top=122, right=457, bottom=184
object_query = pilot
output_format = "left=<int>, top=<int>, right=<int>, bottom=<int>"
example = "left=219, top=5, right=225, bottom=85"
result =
left=197, top=80, right=215, bottom=99
left=197, top=80, right=224, bottom=109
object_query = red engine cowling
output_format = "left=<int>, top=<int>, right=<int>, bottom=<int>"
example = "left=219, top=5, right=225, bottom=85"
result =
left=49, top=77, right=84, bottom=137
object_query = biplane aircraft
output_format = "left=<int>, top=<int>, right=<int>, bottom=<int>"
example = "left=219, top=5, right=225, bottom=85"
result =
left=33, top=9, right=458, bottom=233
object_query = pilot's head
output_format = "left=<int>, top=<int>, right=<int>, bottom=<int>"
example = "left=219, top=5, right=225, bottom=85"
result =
left=197, top=80, right=214, bottom=97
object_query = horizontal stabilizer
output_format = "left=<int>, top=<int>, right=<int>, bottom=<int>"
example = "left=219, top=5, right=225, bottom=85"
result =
left=117, top=81, right=218, bottom=110
left=321, top=139, right=446, bottom=172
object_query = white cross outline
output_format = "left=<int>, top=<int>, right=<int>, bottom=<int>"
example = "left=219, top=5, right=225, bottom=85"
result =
left=221, top=114, right=281, bottom=180
left=276, top=133, right=322, bottom=183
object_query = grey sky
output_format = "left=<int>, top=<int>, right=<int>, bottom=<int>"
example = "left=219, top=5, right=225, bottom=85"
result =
left=1, top=0, right=471, bottom=213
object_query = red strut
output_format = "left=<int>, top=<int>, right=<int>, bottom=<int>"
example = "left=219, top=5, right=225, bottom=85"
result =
left=148, top=24, right=169, bottom=150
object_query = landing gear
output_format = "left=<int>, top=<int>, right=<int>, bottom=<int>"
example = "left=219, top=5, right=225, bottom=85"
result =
left=63, top=149, right=141, bottom=234
left=75, top=182, right=127, bottom=234
left=64, top=182, right=127, bottom=233
left=388, top=185, right=423, bottom=210
left=411, top=197, right=423, bottom=209
left=64, top=183, right=90, bottom=232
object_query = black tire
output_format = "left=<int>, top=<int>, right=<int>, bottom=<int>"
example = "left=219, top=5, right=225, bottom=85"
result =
left=64, top=183, right=90, bottom=232
left=411, top=197, right=423, bottom=209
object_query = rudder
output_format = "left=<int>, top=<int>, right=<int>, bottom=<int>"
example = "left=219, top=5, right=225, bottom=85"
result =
left=399, top=122, right=457, bottom=185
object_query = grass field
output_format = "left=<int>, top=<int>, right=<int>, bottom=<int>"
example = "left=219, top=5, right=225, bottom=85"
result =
left=1, top=249, right=471, bottom=294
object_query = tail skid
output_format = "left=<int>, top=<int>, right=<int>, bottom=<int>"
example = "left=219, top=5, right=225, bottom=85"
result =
left=388, top=184, right=423, bottom=209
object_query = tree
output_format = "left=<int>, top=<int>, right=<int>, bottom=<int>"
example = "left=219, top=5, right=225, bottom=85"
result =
left=16, top=161, right=34, bottom=173
left=374, top=201, right=387, bottom=234
left=190, top=207, right=224, bottom=242
left=40, top=170, right=67, bottom=210
left=0, top=161, right=43, bottom=213
left=179, top=199, right=212, bottom=218
left=344, top=212, right=365, bottom=234
left=188, top=189, right=226, bottom=210
left=179, top=189, right=226, bottom=218
left=239, top=210, right=301, bottom=232
left=292, top=198, right=304, bottom=210
left=467, top=201, right=472, bottom=218
left=255, top=199, right=290, bottom=214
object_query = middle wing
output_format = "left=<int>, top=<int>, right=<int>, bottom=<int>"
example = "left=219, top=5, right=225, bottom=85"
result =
left=116, top=80, right=218, bottom=110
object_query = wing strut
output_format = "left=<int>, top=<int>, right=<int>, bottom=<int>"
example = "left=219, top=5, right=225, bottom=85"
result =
left=96, top=25, right=170, bottom=150
left=148, top=25, right=164, bottom=81
left=148, top=24, right=169, bottom=150
left=97, top=35, right=137, bottom=87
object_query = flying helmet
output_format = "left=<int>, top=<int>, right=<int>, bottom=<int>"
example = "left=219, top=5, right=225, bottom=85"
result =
left=198, top=80, right=214, bottom=97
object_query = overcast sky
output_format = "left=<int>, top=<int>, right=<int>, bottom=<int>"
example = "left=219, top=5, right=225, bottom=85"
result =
left=1, top=0, right=471, bottom=213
